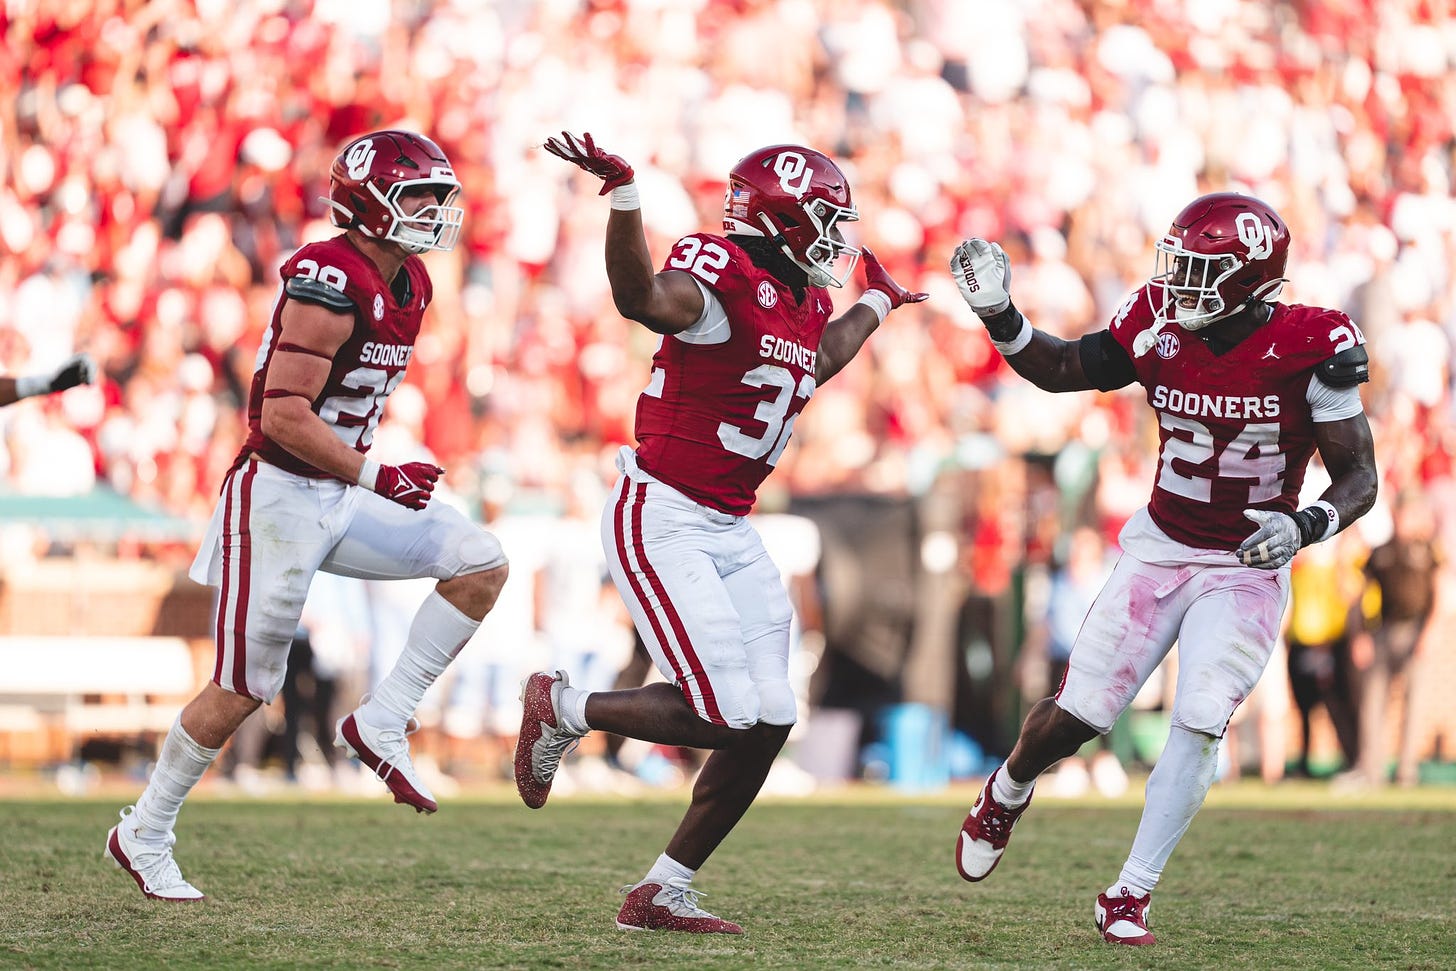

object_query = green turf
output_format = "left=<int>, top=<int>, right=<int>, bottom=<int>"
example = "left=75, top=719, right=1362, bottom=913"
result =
left=1, top=784, right=1452, bottom=969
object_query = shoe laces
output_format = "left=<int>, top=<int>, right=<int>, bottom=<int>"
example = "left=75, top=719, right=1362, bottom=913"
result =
left=622, top=877, right=713, bottom=918
left=1105, top=889, right=1147, bottom=925
left=976, top=798, right=1021, bottom=843
left=534, top=729, right=582, bottom=783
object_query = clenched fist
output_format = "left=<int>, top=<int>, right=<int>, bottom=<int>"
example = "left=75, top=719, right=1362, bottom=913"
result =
left=358, top=460, right=444, bottom=510
left=543, top=131, right=635, bottom=194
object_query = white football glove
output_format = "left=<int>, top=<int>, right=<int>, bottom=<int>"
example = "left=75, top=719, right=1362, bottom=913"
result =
left=949, top=238, right=1012, bottom=317
left=1235, top=509, right=1301, bottom=570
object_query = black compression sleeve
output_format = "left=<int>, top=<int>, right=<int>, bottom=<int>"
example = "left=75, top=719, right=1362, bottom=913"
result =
left=1078, top=330, right=1138, bottom=392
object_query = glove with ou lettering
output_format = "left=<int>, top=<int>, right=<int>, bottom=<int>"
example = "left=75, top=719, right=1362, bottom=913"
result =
left=861, top=247, right=929, bottom=310
left=16, top=352, right=96, bottom=399
left=949, top=238, right=1012, bottom=318
left=1235, top=508, right=1303, bottom=569
left=542, top=131, right=635, bottom=195
left=358, top=460, right=443, bottom=511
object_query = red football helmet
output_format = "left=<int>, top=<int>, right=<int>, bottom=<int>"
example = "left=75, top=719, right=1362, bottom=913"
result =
left=1149, top=192, right=1290, bottom=331
left=326, top=130, right=463, bottom=254
left=722, top=145, right=859, bottom=288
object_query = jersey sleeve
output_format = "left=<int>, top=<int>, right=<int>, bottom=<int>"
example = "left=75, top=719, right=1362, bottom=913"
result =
left=660, top=233, right=749, bottom=302
left=280, top=239, right=366, bottom=313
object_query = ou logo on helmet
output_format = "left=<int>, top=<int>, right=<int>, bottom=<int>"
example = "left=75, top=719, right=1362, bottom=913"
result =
left=1235, top=211, right=1273, bottom=261
left=773, top=151, right=814, bottom=199
left=346, top=139, right=377, bottom=180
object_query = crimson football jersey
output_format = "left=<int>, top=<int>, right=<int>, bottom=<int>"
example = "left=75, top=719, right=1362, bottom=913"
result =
left=238, top=234, right=433, bottom=478
left=633, top=234, right=832, bottom=515
left=1109, top=286, right=1366, bottom=549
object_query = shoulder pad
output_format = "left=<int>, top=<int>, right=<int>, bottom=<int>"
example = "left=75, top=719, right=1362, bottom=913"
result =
left=285, top=275, right=355, bottom=313
left=1316, top=343, right=1370, bottom=388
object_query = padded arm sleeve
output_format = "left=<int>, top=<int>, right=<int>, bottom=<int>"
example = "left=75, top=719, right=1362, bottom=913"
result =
left=1078, top=330, right=1138, bottom=392
left=1315, top=344, right=1370, bottom=388
left=284, top=275, right=355, bottom=313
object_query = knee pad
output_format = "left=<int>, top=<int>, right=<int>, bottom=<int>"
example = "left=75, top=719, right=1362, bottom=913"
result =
left=1053, top=690, right=1116, bottom=736
left=1171, top=692, right=1235, bottom=737
left=450, top=526, right=508, bottom=578
left=755, top=679, right=798, bottom=727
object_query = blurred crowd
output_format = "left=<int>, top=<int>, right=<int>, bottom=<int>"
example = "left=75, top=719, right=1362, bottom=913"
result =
left=2, top=0, right=1453, bottom=786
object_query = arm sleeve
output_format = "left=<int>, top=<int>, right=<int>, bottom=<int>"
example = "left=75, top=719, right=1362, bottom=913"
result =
left=1078, top=330, right=1138, bottom=392
left=1306, top=373, right=1365, bottom=422
left=672, top=277, right=731, bottom=346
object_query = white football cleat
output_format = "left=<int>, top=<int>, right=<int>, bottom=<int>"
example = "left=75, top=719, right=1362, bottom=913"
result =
left=335, top=708, right=437, bottom=814
left=104, top=806, right=205, bottom=902
left=955, top=768, right=1034, bottom=882
left=1095, top=887, right=1155, bottom=945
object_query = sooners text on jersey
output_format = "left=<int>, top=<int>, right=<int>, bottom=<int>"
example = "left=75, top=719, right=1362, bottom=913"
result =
left=239, top=234, right=433, bottom=478
left=1111, top=285, right=1365, bottom=549
left=634, top=234, right=832, bottom=515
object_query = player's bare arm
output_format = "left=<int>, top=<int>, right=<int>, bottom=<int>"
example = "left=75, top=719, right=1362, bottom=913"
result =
left=259, top=299, right=367, bottom=482
left=544, top=130, right=704, bottom=334
left=949, top=238, right=1098, bottom=392
left=817, top=247, right=927, bottom=385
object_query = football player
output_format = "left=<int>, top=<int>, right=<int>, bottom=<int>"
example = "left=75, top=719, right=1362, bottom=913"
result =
left=106, top=131, right=510, bottom=901
left=0, top=353, right=94, bottom=406
left=516, top=132, right=926, bottom=933
left=949, top=193, right=1378, bottom=945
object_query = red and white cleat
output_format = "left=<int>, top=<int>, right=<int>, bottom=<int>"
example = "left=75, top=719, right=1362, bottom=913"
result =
left=335, top=710, right=437, bottom=814
left=104, top=806, right=205, bottom=902
left=955, top=767, right=1034, bottom=882
left=1095, top=887, right=1156, bottom=946
left=615, top=878, right=744, bottom=934
left=514, top=670, right=584, bottom=809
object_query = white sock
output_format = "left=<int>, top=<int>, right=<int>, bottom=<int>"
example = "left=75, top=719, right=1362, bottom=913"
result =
left=991, top=764, right=1034, bottom=807
left=362, top=590, right=479, bottom=728
left=1116, top=724, right=1220, bottom=895
left=132, top=717, right=222, bottom=842
left=644, top=852, right=695, bottom=886
left=558, top=685, right=591, bottom=735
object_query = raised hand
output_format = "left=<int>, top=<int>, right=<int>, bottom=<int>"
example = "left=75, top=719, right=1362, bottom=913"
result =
left=47, top=353, right=96, bottom=393
left=360, top=460, right=443, bottom=510
left=949, top=238, right=1012, bottom=317
left=542, top=131, right=635, bottom=195
left=862, top=247, right=928, bottom=310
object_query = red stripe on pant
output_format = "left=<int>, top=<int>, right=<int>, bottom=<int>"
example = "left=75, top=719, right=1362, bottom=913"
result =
left=627, top=482, right=725, bottom=725
left=212, top=469, right=238, bottom=687
left=613, top=479, right=687, bottom=692
left=229, top=462, right=257, bottom=698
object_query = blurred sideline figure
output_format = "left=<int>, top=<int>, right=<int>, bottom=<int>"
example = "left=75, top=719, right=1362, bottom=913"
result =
left=1350, top=491, right=1442, bottom=787
left=949, top=193, right=1378, bottom=946
left=514, top=132, right=926, bottom=934
left=105, top=131, right=510, bottom=901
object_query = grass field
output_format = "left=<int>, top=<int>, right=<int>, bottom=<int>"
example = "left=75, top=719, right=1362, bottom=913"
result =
left=1, top=782, right=1452, bottom=970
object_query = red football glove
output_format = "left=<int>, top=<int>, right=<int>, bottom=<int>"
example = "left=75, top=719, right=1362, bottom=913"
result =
left=359, top=460, right=443, bottom=511
left=542, top=131, right=635, bottom=194
left=861, top=247, right=929, bottom=310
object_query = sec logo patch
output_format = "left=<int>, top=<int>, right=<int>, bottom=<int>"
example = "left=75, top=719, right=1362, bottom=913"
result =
left=1155, top=331, right=1180, bottom=359
left=373, top=293, right=385, bottom=321
left=757, top=281, right=778, bottom=309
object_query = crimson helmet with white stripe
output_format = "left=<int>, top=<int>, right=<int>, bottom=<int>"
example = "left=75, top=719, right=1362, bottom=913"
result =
left=1150, top=192, right=1290, bottom=331
left=722, top=144, right=859, bottom=288
left=326, top=130, right=463, bottom=254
